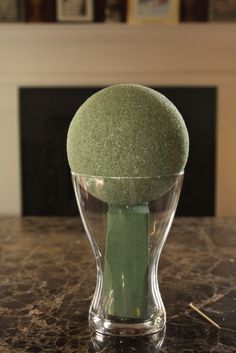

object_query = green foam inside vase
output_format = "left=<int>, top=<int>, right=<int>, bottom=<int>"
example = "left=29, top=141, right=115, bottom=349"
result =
left=66, top=84, right=189, bottom=322
left=103, top=204, right=149, bottom=319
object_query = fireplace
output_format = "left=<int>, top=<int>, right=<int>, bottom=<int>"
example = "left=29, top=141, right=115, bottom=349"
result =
left=20, top=86, right=216, bottom=216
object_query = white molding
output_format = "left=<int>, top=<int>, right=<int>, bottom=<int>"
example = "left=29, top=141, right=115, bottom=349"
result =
left=0, top=24, right=236, bottom=216
left=1, top=24, right=236, bottom=79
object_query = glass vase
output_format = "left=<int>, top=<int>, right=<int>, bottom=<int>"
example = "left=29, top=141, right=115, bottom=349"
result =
left=72, top=172, right=183, bottom=336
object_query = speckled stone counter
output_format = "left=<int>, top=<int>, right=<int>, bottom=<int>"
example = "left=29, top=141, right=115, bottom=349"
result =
left=0, top=217, right=235, bottom=353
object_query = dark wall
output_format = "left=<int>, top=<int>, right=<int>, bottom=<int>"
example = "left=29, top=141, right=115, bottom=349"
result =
left=20, top=87, right=216, bottom=216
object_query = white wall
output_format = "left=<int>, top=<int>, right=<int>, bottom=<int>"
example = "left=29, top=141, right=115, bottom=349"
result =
left=0, top=24, right=236, bottom=216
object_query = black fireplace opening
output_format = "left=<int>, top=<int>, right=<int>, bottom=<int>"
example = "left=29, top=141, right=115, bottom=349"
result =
left=19, top=86, right=216, bottom=217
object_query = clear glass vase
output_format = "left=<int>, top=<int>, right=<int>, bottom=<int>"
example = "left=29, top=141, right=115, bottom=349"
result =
left=72, top=172, right=184, bottom=336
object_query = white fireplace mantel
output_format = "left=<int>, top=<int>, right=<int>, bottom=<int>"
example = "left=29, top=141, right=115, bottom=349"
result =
left=0, top=23, right=236, bottom=216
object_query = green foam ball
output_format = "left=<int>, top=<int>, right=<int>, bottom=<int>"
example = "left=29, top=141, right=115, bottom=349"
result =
left=67, top=84, right=189, bottom=205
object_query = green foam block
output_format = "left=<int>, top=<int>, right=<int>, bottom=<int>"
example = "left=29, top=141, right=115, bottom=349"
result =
left=103, top=204, right=149, bottom=319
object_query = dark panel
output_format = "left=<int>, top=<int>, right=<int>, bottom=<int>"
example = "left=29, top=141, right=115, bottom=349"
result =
left=180, top=0, right=209, bottom=22
left=155, top=87, right=216, bottom=216
left=19, top=87, right=216, bottom=216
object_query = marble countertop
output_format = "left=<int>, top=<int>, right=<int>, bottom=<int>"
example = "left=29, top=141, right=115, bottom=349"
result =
left=0, top=217, right=235, bottom=353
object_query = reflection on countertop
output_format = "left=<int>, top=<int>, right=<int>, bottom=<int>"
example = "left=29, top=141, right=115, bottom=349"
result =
left=0, top=217, right=235, bottom=352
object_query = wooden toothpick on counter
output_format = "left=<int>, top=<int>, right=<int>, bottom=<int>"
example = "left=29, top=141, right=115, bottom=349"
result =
left=189, top=302, right=221, bottom=329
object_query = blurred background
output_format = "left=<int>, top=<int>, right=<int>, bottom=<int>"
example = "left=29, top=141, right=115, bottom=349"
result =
left=0, top=0, right=236, bottom=217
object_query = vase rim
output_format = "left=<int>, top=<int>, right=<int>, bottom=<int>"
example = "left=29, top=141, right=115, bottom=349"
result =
left=71, top=171, right=184, bottom=179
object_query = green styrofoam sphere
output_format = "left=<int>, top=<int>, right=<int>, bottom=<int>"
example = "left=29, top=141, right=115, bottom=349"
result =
left=67, top=84, right=189, bottom=205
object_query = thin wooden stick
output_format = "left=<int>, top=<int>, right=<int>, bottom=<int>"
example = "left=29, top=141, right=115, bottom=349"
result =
left=189, top=302, right=221, bottom=329
left=151, top=220, right=157, bottom=236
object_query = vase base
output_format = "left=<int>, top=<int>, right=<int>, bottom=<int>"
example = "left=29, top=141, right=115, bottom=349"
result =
left=89, top=311, right=165, bottom=337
